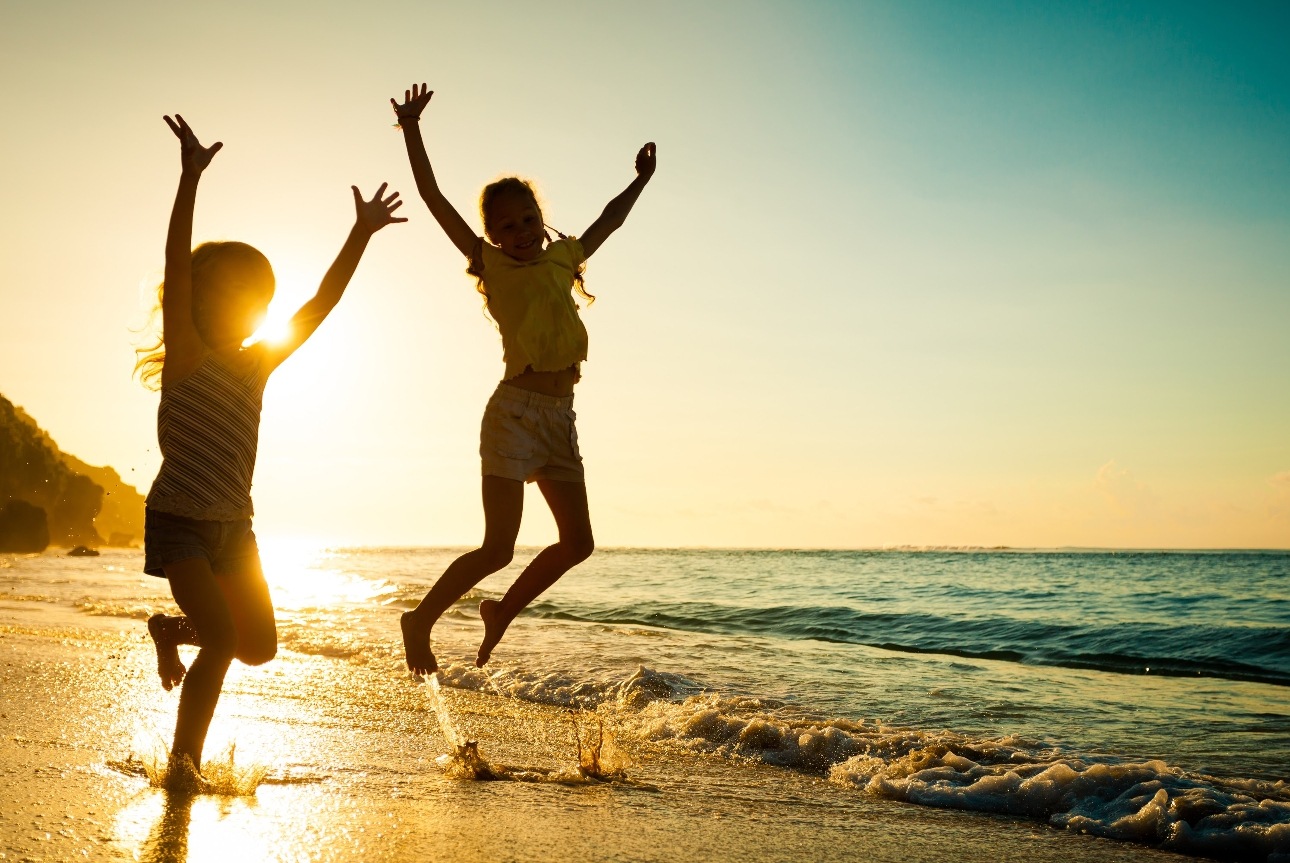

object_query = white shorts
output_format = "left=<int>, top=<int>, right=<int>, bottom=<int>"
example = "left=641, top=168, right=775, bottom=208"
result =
left=479, top=384, right=584, bottom=483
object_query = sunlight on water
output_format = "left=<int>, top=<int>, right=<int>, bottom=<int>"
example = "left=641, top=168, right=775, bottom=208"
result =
left=114, top=789, right=282, bottom=863
left=7, top=546, right=1280, bottom=862
left=258, top=538, right=393, bottom=610
left=110, top=746, right=273, bottom=863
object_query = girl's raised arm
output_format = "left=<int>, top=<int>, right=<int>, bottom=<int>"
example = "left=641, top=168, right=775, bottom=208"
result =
left=579, top=142, right=656, bottom=259
left=262, top=184, right=407, bottom=371
left=391, top=83, right=478, bottom=259
left=160, top=114, right=222, bottom=383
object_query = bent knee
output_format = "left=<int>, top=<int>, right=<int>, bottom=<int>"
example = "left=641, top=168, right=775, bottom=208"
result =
left=565, top=535, right=594, bottom=564
left=197, top=625, right=238, bottom=663
left=478, top=545, right=514, bottom=572
left=237, top=641, right=277, bottom=666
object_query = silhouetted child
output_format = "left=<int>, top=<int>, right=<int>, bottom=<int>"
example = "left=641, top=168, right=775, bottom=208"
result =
left=390, top=83, right=656, bottom=673
left=139, top=114, right=405, bottom=778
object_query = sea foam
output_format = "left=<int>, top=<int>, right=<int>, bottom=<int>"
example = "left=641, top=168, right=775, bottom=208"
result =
left=434, top=661, right=1290, bottom=861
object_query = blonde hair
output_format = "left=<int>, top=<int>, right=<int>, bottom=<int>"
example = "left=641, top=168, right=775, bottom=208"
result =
left=134, top=241, right=274, bottom=389
left=468, top=177, right=593, bottom=308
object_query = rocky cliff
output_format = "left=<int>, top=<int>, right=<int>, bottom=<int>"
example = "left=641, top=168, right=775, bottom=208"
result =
left=0, top=394, right=145, bottom=551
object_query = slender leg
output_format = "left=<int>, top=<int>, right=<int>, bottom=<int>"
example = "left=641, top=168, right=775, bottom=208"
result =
left=159, top=543, right=276, bottom=770
left=215, top=551, right=276, bottom=667
left=164, top=558, right=238, bottom=770
left=402, top=476, right=524, bottom=674
left=150, top=548, right=275, bottom=688
left=477, top=479, right=593, bottom=666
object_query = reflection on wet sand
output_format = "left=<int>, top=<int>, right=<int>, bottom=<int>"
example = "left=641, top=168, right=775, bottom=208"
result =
left=139, top=791, right=195, bottom=863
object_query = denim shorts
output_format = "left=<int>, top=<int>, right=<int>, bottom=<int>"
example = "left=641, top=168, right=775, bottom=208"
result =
left=143, top=507, right=261, bottom=578
left=480, top=383, right=584, bottom=483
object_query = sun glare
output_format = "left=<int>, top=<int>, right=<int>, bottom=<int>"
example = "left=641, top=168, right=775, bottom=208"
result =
left=245, top=304, right=296, bottom=347
left=257, top=537, right=392, bottom=609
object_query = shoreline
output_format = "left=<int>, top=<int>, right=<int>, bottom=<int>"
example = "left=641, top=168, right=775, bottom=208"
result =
left=1, top=613, right=1186, bottom=863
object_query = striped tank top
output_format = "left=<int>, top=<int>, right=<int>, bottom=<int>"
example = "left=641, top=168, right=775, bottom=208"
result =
left=146, top=349, right=268, bottom=521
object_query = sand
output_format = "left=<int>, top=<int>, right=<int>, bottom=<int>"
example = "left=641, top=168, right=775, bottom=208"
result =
left=0, top=596, right=1192, bottom=863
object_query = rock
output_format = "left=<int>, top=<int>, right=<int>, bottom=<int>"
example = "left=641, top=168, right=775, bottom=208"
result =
left=1, top=393, right=144, bottom=548
left=67, top=545, right=100, bottom=557
left=0, top=500, right=50, bottom=553
left=51, top=474, right=103, bottom=547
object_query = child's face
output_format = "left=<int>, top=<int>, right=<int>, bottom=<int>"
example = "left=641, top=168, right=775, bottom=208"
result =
left=195, top=283, right=272, bottom=349
left=487, top=194, right=545, bottom=261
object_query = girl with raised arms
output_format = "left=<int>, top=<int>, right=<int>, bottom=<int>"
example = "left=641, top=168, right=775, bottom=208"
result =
left=391, top=83, right=656, bottom=674
left=139, top=114, right=405, bottom=778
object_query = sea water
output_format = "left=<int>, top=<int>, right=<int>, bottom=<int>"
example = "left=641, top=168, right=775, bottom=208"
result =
left=6, top=546, right=1288, bottom=860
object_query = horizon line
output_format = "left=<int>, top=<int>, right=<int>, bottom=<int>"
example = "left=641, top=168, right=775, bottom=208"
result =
left=232, top=541, right=1290, bottom=554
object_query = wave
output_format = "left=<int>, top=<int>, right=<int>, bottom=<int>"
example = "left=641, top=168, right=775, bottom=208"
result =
left=75, top=600, right=156, bottom=621
left=527, top=600, right=1290, bottom=687
left=433, top=662, right=1290, bottom=862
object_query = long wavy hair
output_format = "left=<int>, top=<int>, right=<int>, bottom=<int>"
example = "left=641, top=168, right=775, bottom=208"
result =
left=134, top=241, right=275, bottom=389
left=468, top=177, right=593, bottom=310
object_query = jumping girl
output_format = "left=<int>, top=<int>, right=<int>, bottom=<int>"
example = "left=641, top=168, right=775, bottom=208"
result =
left=391, top=83, right=656, bottom=674
left=139, top=114, right=405, bottom=776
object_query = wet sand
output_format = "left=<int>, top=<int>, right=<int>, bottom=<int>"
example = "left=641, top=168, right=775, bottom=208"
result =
left=0, top=605, right=1185, bottom=863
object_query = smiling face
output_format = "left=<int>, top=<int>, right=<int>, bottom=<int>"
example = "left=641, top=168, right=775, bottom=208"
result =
left=484, top=187, right=546, bottom=261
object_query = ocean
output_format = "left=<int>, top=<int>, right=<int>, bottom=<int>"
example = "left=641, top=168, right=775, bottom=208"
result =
left=2, top=546, right=1287, bottom=861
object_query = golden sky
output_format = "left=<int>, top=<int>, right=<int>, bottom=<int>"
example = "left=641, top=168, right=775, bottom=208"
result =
left=2, top=1, right=1288, bottom=548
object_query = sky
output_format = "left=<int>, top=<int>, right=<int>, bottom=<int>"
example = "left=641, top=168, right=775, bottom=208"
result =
left=1, top=0, right=1287, bottom=548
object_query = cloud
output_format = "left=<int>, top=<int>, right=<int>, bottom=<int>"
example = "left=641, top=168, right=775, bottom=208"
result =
left=1094, top=460, right=1156, bottom=518
left=1269, top=471, right=1290, bottom=490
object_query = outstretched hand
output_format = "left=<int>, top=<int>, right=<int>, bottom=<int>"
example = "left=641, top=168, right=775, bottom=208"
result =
left=390, top=83, right=433, bottom=124
left=164, top=114, right=222, bottom=175
left=635, top=142, right=657, bottom=179
left=353, top=183, right=408, bottom=233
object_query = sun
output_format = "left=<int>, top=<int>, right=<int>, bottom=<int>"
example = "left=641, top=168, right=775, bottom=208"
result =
left=255, top=537, right=394, bottom=609
left=244, top=303, right=296, bottom=347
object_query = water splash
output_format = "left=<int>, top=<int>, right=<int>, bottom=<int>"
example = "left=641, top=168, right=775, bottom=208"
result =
left=427, top=674, right=504, bottom=780
left=110, top=744, right=265, bottom=796
left=427, top=671, right=633, bottom=784
left=570, top=712, right=631, bottom=781
left=488, top=665, right=633, bottom=780
left=434, top=740, right=506, bottom=781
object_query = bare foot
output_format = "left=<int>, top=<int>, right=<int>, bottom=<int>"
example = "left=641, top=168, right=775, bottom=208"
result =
left=401, top=611, right=437, bottom=676
left=164, top=752, right=207, bottom=795
left=148, top=613, right=187, bottom=691
left=476, top=599, right=510, bottom=667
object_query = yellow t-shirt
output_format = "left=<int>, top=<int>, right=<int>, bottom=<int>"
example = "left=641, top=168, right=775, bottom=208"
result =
left=479, top=237, right=589, bottom=381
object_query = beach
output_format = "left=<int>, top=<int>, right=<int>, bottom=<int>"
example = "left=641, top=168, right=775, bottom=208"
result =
left=1, top=547, right=1286, bottom=862
left=4, top=1, right=1288, bottom=859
